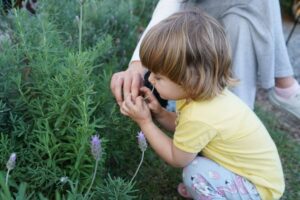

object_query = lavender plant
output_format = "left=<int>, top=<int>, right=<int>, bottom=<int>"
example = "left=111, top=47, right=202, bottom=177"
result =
left=0, top=0, right=158, bottom=198
left=94, top=130, right=147, bottom=199
left=96, top=175, right=137, bottom=200
left=130, top=131, right=147, bottom=184
left=0, top=5, right=111, bottom=196
left=5, top=153, right=16, bottom=185
left=0, top=173, right=34, bottom=200
left=78, top=0, right=86, bottom=53
left=83, top=135, right=102, bottom=199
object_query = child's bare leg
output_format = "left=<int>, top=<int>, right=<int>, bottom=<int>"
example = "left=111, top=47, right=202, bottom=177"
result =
left=275, top=76, right=297, bottom=88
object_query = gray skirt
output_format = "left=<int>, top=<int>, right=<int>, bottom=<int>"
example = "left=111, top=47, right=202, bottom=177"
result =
left=182, top=0, right=294, bottom=107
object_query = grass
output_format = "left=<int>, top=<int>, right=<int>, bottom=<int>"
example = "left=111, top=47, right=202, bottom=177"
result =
left=255, top=107, right=300, bottom=200
left=133, top=106, right=300, bottom=199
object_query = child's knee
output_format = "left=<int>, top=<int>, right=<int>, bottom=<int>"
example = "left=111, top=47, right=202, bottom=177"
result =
left=182, top=157, right=224, bottom=199
left=182, top=157, right=214, bottom=185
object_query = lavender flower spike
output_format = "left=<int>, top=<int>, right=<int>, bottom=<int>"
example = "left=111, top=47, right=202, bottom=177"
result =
left=130, top=131, right=147, bottom=183
left=137, top=131, right=147, bottom=152
left=85, top=135, right=101, bottom=199
left=91, top=135, right=102, bottom=160
left=6, top=153, right=16, bottom=171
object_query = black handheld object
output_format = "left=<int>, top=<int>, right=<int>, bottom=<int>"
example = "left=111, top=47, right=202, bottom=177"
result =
left=144, top=71, right=168, bottom=108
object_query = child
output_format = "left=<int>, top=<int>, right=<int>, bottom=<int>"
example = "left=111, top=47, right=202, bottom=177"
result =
left=120, top=10, right=284, bottom=199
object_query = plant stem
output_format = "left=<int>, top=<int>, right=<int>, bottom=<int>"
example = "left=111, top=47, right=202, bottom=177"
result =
left=79, top=0, right=84, bottom=53
left=143, top=86, right=154, bottom=100
left=5, top=169, right=10, bottom=185
left=83, top=158, right=99, bottom=200
left=130, top=150, right=145, bottom=184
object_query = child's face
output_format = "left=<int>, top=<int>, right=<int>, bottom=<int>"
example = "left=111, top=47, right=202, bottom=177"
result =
left=148, top=72, right=187, bottom=100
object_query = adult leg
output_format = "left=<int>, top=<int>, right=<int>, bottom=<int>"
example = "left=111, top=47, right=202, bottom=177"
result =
left=271, top=0, right=294, bottom=80
left=184, top=0, right=259, bottom=109
left=267, top=0, right=300, bottom=118
left=221, top=14, right=257, bottom=109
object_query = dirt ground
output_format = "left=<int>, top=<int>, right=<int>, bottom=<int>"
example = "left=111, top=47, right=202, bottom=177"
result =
left=256, top=88, right=300, bottom=142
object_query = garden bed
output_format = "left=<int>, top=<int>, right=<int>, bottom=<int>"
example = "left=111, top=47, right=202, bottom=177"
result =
left=0, top=1, right=299, bottom=199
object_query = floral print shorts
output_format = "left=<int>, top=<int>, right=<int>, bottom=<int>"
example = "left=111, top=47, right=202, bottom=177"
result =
left=182, top=157, right=261, bottom=200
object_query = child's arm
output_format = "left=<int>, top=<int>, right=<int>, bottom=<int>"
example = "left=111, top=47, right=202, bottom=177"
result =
left=140, top=121, right=197, bottom=167
left=140, top=87, right=176, bottom=132
left=153, top=108, right=176, bottom=132
left=121, top=95, right=196, bottom=168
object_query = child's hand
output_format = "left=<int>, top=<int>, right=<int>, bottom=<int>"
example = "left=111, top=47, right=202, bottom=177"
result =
left=120, top=94, right=152, bottom=126
left=140, top=86, right=164, bottom=116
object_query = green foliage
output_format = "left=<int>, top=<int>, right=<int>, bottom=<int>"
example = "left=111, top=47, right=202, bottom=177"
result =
left=38, top=0, right=141, bottom=68
left=1, top=8, right=111, bottom=193
left=280, top=0, right=294, bottom=15
left=0, top=171, right=35, bottom=200
left=0, top=0, right=154, bottom=198
left=255, top=107, right=300, bottom=200
left=96, top=174, right=137, bottom=200
left=1, top=0, right=299, bottom=199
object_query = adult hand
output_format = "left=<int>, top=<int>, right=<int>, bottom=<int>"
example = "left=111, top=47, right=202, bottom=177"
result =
left=110, top=61, right=146, bottom=106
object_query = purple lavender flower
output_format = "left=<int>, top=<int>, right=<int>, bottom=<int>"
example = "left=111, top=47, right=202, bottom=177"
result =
left=6, top=153, right=16, bottom=171
left=91, top=135, right=101, bottom=160
left=130, top=131, right=147, bottom=184
left=137, top=131, right=147, bottom=152
left=85, top=135, right=102, bottom=199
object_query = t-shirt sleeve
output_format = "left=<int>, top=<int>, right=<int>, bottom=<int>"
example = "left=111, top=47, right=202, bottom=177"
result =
left=173, top=120, right=217, bottom=153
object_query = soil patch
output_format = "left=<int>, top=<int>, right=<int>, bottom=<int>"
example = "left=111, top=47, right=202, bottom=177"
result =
left=256, top=88, right=300, bottom=142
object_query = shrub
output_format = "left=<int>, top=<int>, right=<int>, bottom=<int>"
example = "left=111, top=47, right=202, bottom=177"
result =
left=280, top=0, right=294, bottom=15
left=0, top=0, right=155, bottom=198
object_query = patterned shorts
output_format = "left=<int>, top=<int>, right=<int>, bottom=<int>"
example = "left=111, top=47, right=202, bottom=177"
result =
left=182, top=157, right=261, bottom=200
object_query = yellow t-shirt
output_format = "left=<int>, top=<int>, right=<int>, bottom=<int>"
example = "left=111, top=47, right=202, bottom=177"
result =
left=173, top=89, right=284, bottom=200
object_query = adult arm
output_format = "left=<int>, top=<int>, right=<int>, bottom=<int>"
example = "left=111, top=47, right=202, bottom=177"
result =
left=110, top=0, right=181, bottom=105
left=130, top=0, right=182, bottom=62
